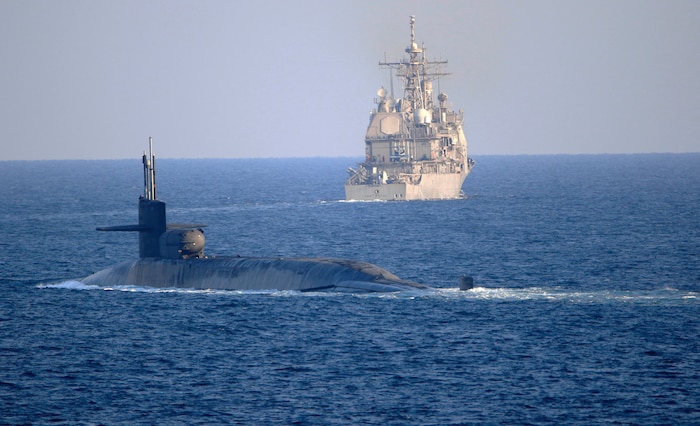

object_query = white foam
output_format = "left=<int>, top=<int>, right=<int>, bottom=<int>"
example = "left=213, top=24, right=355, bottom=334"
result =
left=339, top=198, right=387, bottom=203
left=430, top=286, right=699, bottom=304
left=36, top=281, right=698, bottom=304
left=37, top=280, right=101, bottom=290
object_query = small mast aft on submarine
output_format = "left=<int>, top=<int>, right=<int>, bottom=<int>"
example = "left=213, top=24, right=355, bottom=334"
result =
left=81, top=138, right=431, bottom=292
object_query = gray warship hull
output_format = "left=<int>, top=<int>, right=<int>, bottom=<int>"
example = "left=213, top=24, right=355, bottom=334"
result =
left=82, top=257, right=429, bottom=293
left=345, top=170, right=467, bottom=201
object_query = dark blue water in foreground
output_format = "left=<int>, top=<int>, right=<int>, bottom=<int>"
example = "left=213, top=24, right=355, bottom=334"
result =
left=1, top=154, right=699, bottom=424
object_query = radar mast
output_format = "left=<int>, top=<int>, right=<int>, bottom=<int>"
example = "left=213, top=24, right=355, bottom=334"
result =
left=379, top=15, right=449, bottom=114
left=143, top=136, right=156, bottom=201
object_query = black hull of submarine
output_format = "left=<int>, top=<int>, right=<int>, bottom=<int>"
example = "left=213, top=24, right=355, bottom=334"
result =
left=82, top=256, right=429, bottom=293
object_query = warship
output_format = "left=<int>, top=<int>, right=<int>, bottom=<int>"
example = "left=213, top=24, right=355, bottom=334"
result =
left=81, top=138, right=432, bottom=292
left=345, top=16, right=474, bottom=201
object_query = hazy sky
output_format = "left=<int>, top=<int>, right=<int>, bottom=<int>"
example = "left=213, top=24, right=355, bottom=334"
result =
left=1, top=0, right=698, bottom=160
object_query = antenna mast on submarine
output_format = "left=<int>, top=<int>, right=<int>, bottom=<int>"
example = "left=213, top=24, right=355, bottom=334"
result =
left=143, top=136, right=156, bottom=200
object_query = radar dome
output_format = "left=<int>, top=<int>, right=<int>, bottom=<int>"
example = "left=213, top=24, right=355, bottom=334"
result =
left=414, top=108, right=432, bottom=125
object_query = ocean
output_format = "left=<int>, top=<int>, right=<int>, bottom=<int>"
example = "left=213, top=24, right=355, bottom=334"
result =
left=1, top=154, right=699, bottom=424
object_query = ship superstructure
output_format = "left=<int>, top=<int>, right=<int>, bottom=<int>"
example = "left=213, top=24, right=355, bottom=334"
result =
left=345, top=16, right=474, bottom=201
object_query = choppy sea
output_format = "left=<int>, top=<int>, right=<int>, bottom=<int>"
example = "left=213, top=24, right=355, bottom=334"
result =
left=1, top=154, right=699, bottom=424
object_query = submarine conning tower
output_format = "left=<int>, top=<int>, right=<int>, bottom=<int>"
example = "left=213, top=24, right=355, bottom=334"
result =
left=96, top=137, right=205, bottom=260
left=138, top=137, right=167, bottom=258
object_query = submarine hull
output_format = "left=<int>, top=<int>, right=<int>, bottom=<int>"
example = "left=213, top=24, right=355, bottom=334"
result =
left=85, top=140, right=432, bottom=293
left=81, top=256, right=430, bottom=293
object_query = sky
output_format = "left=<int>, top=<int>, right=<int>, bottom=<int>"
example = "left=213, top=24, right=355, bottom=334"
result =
left=1, top=0, right=698, bottom=160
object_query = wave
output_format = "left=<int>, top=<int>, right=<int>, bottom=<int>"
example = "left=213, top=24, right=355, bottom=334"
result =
left=37, top=280, right=101, bottom=290
left=36, top=281, right=308, bottom=295
left=37, top=281, right=697, bottom=305
left=432, top=286, right=698, bottom=304
left=339, top=199, right=387, bottom=203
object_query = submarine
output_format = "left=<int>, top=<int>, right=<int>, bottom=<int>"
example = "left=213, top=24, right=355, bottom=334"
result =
left=81, top=138, right=432, bottom=293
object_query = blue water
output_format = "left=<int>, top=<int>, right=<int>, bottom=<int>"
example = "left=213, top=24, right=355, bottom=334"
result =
left=1, top=154, right=699, bottom=424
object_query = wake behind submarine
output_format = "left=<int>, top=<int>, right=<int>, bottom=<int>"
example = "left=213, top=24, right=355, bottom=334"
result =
left=81, top=139, right=433, bottom=292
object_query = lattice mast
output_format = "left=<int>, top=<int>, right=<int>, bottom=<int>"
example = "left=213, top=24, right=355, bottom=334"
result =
left=379, top=16, right=449, bottom=115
